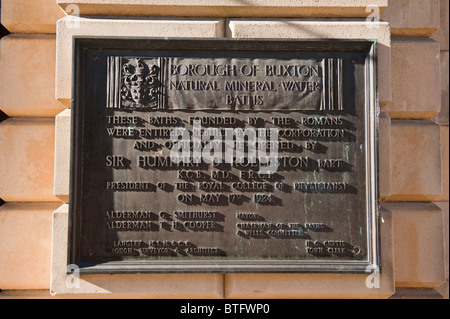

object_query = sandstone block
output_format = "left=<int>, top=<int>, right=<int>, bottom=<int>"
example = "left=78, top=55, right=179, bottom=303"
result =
left=1, top=0, right=65, bottom=34
left=0, top=290, right=53, bottom=299
left=383, top=38, right=441, bottom=119
left=431, top=0, right=449, bottom=50
left=433, top=202, right=449, bottom=282
left=381, top=0, right=440, bottom=37
left=388, top=120, right=442, bottom=201
left=0, top=118, right=58, bottom=202
left=435, top=281, right=449, bottom=299
left=390, top=287, right=445, bottom=299
left=438, top=126, right=449, bottom=201
left=0, top=202, right=61, bottom=289
left=433, top=52, right=449, bottom=125
left=0, top=34, right=66, bottom=117
left=385, top=202, right=445, bottom=288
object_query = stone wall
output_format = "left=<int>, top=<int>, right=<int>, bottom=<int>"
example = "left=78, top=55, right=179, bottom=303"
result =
left=0, top=0, right=447, bottom=299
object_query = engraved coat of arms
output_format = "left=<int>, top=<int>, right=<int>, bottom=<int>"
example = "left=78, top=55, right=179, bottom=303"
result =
left=120, top=58, right=161, bottom=109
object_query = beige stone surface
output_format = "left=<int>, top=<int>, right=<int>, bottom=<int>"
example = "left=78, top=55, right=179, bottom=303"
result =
left=379, top=112, right=391, bottom=200
left=227, top=19, right=391, bottom=106
left=0, top=118, right=58, bottom=202
left=384, top=38, right=441, bottom=119
left=439, top=126, right=449, bottom=201
left=433, top=51, right=449, bottom=125
left=385, top=202, right=445, bottom=288
left=388, top=120, right=442, bottom=202
left=224, top=206, right=394, bottom=299
left=50, top=205, right=224, bottom=297
left=390, top=287, right=445, bottom=299
left=0, top=34, right=66, bottom=117
left=381, top=0, right=440, bottom=37
left=54, top=109, right=70, bottom=203
left=434, top=202, right=449, bottom=282
left=431, top=0, right=449, bottom=51
left=0, top=202, right=61, bottom=290
left=1, top=0, right=65, bottom=34
left=0, top=290, right=54, bottom=299
left=56, top=17, right=225, bottom=107
left=435, top=281, right=449, bottom=299
left=57, top=0, right=388, bottom=18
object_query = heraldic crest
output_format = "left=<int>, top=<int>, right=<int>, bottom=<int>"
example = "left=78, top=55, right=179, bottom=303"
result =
left=120, top=58, right=161, bottom=109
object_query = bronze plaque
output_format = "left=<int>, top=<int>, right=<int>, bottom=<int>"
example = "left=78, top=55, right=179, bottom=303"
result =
left=69, top=38, right=380, bottom=273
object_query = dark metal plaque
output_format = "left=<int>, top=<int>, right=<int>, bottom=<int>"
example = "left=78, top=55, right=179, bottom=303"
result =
left=69, top=38, right=380, bottom=273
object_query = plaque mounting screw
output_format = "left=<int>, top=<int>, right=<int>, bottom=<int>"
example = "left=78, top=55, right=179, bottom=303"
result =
left=92, top=56, right=99, bottom=64
left=352, top=246, right=361, bottom=256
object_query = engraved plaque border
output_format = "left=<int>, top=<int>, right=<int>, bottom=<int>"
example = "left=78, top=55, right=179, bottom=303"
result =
left=68, top=37, right=380, bottom=274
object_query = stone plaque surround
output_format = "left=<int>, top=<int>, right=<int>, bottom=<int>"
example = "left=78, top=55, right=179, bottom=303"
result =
left=69, top=39, right=379, bottom=273
left=49, top=17, right=394, bottom=297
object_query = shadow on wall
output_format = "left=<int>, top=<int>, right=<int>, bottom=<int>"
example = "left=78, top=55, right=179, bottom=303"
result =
left=0, top=0, right=11, bottom=39
left=0, top=109, right=7, bottom=123
left=0, top=23, right=7, bottom=39
left=1, top=2, right=11, bottom=122
left=0, top=5, right=9, bottom=207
